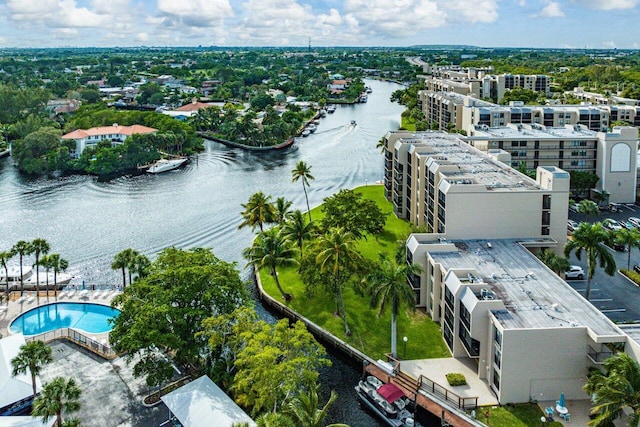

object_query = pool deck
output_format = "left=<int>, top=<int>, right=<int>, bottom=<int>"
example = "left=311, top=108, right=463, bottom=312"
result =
left=0, top=289, right=119, bottom=339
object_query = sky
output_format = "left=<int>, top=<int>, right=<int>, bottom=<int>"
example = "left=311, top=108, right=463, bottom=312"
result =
left=0, top=0, right=639, bottom=49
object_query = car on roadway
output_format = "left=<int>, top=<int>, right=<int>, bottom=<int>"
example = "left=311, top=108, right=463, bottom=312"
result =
left=565, top=266, right=585, bottom=280
left=603, top=218, right=623, bottom=231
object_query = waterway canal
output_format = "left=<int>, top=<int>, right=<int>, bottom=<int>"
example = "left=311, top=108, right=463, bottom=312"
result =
left=0, top=79, right=429, bottom=425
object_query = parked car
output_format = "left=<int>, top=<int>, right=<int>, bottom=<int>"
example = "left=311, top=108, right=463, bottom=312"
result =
left=621, top=220, right=636, bottom=230
left=569, top=203, right=579, bottom=213
left=567, top=220, right=578, bottom=233
left=634, top=265, right=640, bottom=274
left=609, top=202, right=622, bottom=212
left=565, top=266, right=585, bottom=280
left=603, top=218, right=623, bottom=231
left=629, top=217, right=640, bottom=228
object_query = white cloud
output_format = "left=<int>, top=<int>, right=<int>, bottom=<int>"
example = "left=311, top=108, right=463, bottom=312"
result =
left=0, top=37, right=6, bottom=45
left=157, top=0, right=234, bottom=27
left=442, top=0, right=499, bottom=24
left=572, top=0, right=638, bottom=10
left=539, top=2, right=564, bottom=17
left=136, top=32, right=149, bottom=42
left=54, top=28, right=78, bottom=38
left=602, top=40, right=617, bottom=48
left=4, top=0, right=129, bottom=29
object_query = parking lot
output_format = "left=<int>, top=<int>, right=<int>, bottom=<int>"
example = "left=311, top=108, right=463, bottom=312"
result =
left=567, top=202, right=640, bottom=323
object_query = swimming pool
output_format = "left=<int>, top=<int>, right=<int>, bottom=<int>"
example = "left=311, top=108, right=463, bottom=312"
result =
left=9, top=303, right=120, bottom=336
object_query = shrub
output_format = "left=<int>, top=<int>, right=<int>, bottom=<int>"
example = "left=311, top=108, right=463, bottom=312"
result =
left=446, top=372, right=467, bottom=386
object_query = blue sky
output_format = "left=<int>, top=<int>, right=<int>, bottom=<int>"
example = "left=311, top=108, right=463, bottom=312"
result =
left=0, top=0, right=638, bottom=49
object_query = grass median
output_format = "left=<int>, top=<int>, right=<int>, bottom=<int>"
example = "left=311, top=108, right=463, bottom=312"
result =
left=257, top=185, right=449, bottom=361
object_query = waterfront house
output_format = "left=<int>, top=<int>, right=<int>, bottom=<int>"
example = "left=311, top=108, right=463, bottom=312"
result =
left=61, top=124, right=157, bottom=158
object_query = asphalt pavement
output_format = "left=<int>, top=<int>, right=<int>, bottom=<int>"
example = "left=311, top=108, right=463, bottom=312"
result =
left=567, top=203, right=640, bottom=323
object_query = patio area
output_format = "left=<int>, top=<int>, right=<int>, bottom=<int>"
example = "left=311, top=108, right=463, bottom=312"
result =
left=400, top=357, right=498, bottom=407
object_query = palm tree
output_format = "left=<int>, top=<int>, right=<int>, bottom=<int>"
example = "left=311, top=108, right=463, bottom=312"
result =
left=364, top=256, right=421, bottom=357
left=130, top=253, right=150, bottom=283
left=38, top=254, right=52, bottom=303
left=274, top=197, right=293, bottom=225
left=314, top=227, right=362, bottom=336
left=615, top=227, right=640, bottom=270
left=282, top=210, right=316, bottom=257
left=577, top=199, right=600, bottom=222
left=0, top=250, right=13, bottom=303
left=291, top=161, right=315, bottom=222
left=111, top=248, right=137, bottom=289
left=239, top=191, right=277, bottom=233
left=584, top=352, right=640, bottom=426
left=538, top=248, right=571, bottom=276
left=10, top=340, right=53, bottom=399
left=31, top=238, right=51, bottom=303
left=255, top=412, right=296, bottom=427
left=376, top=136, right=387, bottom=154
left=285, top=383, right=341, bottom=427
left=11, top=240, right=33, bottom=296
left=32, top=376, right=82, bottom=427
left=243, top=228, right=298, bottom=301
left=564, top=222, right=616, bottom=300
left=47, top=254, right=69, bottom=299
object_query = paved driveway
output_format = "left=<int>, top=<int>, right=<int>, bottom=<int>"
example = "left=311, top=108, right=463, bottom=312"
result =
left=567, top=203, right=640, bottom=323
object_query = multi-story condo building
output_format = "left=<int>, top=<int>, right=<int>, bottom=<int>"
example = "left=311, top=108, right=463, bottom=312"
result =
left=468, top=124, right=639, bottom=203
left=406, top=235, right=627, bottom=404
left=421, top=65, right=550, bottom=102
left=568, top=87, right=640, bottom=107
left=382, top=131, right=569, bottom=246
left=61, top=124, right=157, bottom=158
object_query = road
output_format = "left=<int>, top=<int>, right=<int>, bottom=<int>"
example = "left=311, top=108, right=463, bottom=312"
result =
left=567, top=203, right=640, bottom=323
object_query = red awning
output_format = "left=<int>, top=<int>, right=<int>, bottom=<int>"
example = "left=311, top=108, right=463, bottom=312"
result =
left=377, top=382, right=404, bottom=403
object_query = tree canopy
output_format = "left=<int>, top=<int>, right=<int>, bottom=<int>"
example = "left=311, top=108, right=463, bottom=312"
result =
left=320, top=189, right=387, bottom=239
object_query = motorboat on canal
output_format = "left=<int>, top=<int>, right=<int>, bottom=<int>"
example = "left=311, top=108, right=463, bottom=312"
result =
left=146, top=157, right=188, bottom=174
left=355, top=376, right=415, bottom=427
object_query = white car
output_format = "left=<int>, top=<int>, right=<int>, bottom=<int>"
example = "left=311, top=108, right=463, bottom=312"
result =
left=629, top=217, right=640, bottom=228
left=603, top=219, right=623, bottom=231
left=567, top=220, right=578, bottom=233
left=565, top=266, right=585, bottom=280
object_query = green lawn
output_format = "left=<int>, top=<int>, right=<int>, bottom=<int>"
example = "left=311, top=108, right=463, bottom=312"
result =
left=476, top=404, right=562, bottom=427
left=258, top=185, right=449, bottom=361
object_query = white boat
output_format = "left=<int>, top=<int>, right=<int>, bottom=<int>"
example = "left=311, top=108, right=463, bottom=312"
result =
left=355, top=376, right=415, bottom=427
left=0, top=265, right=72, bottom=290
left=327, top=105, right=336, bottom=114
left=301, top=130, right=311, bottom=137
left=146, top=157, right=188, bottom=174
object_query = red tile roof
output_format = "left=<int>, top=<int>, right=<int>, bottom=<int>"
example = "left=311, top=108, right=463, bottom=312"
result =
left=175, top=101, right=215, bottom=112
left=61, top=124, right=157, bottom=140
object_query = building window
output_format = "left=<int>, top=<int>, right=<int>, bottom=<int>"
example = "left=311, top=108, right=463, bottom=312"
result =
left=493, top=369, right=500, bottom=390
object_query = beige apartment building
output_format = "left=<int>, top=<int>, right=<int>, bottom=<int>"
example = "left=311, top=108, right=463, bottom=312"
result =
left=406, top=235, right=627, bottom=404
left=468, top=124, right=639, bottom=203
left=383, top=131, right=569, bottom=246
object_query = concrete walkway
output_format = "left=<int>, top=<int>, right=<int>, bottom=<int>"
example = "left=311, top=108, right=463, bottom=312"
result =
left=401, top=357, right=498, bottom=407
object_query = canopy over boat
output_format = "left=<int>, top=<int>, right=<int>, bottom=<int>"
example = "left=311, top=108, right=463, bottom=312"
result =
left=378, top=383, right=404, bottom=403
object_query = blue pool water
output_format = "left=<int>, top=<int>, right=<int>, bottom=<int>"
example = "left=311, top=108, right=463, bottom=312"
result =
left=9, top=303, right=120, bottom=336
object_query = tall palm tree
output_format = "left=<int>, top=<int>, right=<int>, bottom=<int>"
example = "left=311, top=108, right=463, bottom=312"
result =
left=564, top=222, right=616, bottom=300
left=615, top=227, right=640, bottom=270
left=376, top=136, right=387, bottom=154
left=243, top=228, right=298, bottom=301
left=282, top=210, right=316, bottom=257
left=32, top=376, right=82, bottom=427
left=291, top=161, right=315, bottom=222
left=577, top=199, right=600, bottom=223
left=364, top=256, right=422, bottom=357
left=47, top=254, right=69, bottom=299
left=239, top=191, right=277, bottom=233
left=0, top=250, right=13, bottom=303
left=111, top=248, right=137, bottom=289
left=314, top=227, right=362, bottom=336
left=11, top=240, right=33, bottom=297
left=537, top=248, right=571, bottom=276
left=130, top=253, right=150, bottom=283
left=274, top=197, right=293, bottom=225
left=285, top=383, right=340, bottom=427
left=31, top=238, right=50, bottom=303
left=584, top=352, right=640, bottom=427
left=10, top=340, right=53, bottom=399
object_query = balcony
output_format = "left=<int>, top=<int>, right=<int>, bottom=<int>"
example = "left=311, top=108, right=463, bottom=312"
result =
left=587, top=346, right=613, bottom=364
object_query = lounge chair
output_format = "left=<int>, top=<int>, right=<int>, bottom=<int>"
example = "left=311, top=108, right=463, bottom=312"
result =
left=66, top=289, right=76, bottom=298
left=26, top=294, right=34, bottom=304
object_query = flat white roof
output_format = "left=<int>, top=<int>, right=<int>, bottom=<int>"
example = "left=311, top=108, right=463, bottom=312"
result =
left=0, top=417, right=54, bottom=427
left=429, top=239, right=624, bottom=337
left=0, top=334, right=41, bottom=409
left=472, top=124, right=597, bottom=140
left=161, top=375, right=255, bottom=427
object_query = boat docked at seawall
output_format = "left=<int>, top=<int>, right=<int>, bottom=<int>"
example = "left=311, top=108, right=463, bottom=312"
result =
left=0, top=265, right=72, bottom=290
left=146, top=157, right=188, bottom=174
left=355, top=376, right=415, bottom=427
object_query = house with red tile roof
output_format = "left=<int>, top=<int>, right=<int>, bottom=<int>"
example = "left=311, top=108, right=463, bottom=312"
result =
left=61, top=123, right=157, bottom=157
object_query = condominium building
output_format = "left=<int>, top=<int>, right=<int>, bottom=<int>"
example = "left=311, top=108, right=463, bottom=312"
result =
left=468, top=124, right=639, bottom=203
left=406, top=235, right=627, bottom=404
left=382, top=131, right=569, bottom=246
left=61, top=123, right=157, bottom=158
